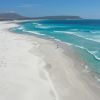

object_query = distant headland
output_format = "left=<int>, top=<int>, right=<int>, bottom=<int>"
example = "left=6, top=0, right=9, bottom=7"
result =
left=0, top=12, right=82, bottom=21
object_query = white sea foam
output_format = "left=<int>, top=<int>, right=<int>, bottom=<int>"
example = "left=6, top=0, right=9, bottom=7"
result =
left=74, top=45, right=84, bottom=49
left=48, top=31, right=100, bottom=61
left=54, top=30, right=100, bottom=43
left=22, top=30, right=46, bottom=36
left=32, top=23, right=39, bottom=25
left=54, top=31, right=75, bottom=34
left=69, top=29, right=80, bottom=31
left=73, top=44, right=100, bottom=61
left=33, top=23, right=51, bottom=29
left=18, top=26, right=24, bottom=30
left=16, top=27, right=100, bottom=61
left=53, top=38, right=72, bottom=46
left=35, top=25, right=50, bottom=29
left=83, top=49, right=100, bottom=61
left=84, top=49, right=100, bottom=61
left=91, top=31, right=100, bottom=34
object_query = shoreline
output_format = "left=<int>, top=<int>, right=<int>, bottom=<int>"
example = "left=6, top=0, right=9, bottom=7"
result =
left=14, top=21, right=100, bottom=98
left=0, top=21, right=100, bottom=100
left=12, top=20, right=100, bottom=83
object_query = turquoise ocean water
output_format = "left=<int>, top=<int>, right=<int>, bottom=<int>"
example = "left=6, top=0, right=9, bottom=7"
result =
left=13, top=20, right=100, bottom=79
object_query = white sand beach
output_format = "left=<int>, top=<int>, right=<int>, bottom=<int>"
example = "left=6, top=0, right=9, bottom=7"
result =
left=0, top=21, right=100, bottom=100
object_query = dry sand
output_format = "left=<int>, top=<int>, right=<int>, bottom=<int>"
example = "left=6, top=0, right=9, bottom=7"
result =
left=0, top=21, right=100, bottom=100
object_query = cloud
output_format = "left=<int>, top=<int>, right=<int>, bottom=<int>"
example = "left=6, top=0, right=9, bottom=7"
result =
left=17, top=4, right=40, bottom=8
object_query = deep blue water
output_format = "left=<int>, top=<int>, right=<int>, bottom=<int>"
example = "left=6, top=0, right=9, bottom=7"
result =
left=13, top=19, right=100, bottom=77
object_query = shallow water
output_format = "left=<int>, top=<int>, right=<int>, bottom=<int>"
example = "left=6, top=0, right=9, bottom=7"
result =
left=13, top=19, right=100, bottom=77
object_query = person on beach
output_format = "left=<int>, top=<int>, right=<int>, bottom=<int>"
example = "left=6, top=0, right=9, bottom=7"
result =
left=56, top=44, right=59, bottom=49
